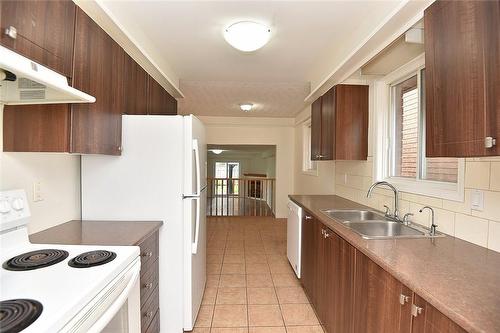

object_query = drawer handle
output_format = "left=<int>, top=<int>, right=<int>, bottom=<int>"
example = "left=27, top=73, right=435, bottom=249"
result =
left=399, top=294, right=410, bottom=305
left=141, top=251, right=153, bottom=258
left=143, top=282, right=153, bottom=289
left=144, top=311, right=154, bottom=318
left=5, top=26, right=17, bottom=39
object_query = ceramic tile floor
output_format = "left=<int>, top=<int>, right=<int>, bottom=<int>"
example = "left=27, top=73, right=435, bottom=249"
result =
left=192, top=216, right=324, bottom=333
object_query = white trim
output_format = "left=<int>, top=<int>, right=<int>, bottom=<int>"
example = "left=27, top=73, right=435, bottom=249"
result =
left=372, top=55, right=465, bottom=202
left=301, top=119, right=318, bottom=176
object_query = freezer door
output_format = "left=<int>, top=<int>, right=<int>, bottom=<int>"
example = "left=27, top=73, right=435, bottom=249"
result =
left=183, top=115, right=207, bottom=330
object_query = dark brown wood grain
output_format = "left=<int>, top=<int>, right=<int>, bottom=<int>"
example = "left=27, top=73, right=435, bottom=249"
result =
left=124, top=53, right=149, bottom=115
left=412, top=294, right=467, bottom=333
left=3, top=104, right=71, bottom=152
left=70, top=8, right=125, bottom=155
left=320, top=87, right=335, bottom=160
left=335, top=84, right=369, bottom=160
left=310, top=97, right=322, bottom=161
left=147, top=78, right=177, bottom=115
left=300, top=210, right=316, bottom=303
left=425, top=0, right=499, bottom=157
left=353, top=250, right=412, bottom=333
left=0, top=0, right=76, bottom=77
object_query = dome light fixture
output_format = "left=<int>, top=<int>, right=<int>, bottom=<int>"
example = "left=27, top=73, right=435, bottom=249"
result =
left=210, top=149, right=224, bottom=155
left=240, top=103, right=253, bottom=112
left=224, top=21, right=271, bottom=52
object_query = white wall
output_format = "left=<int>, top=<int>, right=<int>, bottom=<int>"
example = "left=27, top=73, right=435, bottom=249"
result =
left=293, top=106, right=336, bottom=195
left=0, top=105, right=81, bottom=234
left=200, top=116, right=294, bottom=218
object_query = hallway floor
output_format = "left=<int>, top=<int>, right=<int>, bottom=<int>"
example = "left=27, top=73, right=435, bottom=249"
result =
left=193, top=216, right=323, bottom=333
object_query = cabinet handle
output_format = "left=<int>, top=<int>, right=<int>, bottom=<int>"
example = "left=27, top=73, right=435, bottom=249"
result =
left=142, top=251, right=153, bottom=257
left=411, top=304, right=423, bottom=317
left=305, top=215, right=313, bottom=220
left=323, top=230, right=331, bottom=238
left=143, top=282, right=153, bottom=289
left=144, top=311, right=154, bottom=318
left=485, top=137, right=497, bottom=148
left=4, top=26, right=17, bottom=39
left=399, top=294, right=410, bottom=305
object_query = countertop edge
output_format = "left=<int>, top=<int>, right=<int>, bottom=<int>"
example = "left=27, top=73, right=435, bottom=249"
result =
left=288, top=194, right=486, bottom=333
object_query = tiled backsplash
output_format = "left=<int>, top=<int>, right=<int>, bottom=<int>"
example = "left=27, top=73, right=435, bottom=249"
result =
left=334, top=158, right=500, bottom=252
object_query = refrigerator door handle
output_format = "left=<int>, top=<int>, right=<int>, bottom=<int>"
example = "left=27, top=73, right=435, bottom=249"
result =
left=193, top=139, right=201, bottom=196
left=191, top=186, right=207, bottom=254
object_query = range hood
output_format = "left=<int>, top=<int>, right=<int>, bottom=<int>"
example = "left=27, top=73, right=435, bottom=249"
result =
left=0, top=45, right=95, bottom=105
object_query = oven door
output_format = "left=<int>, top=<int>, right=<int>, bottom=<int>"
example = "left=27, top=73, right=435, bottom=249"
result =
left=60, top=258, right=141, bottom=333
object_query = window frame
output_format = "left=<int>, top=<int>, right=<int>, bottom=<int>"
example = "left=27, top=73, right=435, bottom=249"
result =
left=373, top=54, right=465, bottom=202
left=302, top=119, right=318, bottom=176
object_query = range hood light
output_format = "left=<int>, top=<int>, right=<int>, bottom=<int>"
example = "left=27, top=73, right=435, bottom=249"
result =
left=240, top=103, right=253, bottom=112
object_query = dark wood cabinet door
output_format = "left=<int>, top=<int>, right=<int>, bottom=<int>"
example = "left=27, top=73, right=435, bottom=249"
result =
left=323, top=229, right=355, bottom=333
left=3, top=104, right=71, bottom=152
left=314, top=221, right=327, bottom=324
left=335, top=84, right=368, bottom=160
left=353, top=251, right=412, bottom=333
left=124, top=53, right=149, bottom=115
left=71, top=8, right=124, bottom=155
left=147, top=78, right=177, bottom=115
left=425, top=0, right=497, bottom=157
left=412, top=294, right=466, bottom=333
left=320, top=88, right=335, bottom=160
left=300, top=211, right=316, bottom=303
left=0, top=0, right=76, bottom=77
left=310, top=97, right=322, bottom=161
left=484, top=0, right=500, bottom=156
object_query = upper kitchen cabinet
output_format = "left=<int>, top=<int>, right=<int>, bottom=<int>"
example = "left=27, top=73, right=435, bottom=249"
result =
left=310, top=84, right=368, bottom=161
left=0, top=0, right=76, bottom=77
left=123, top=53, right=149, bottom=115
left=147, top=77, right=177, bottom=115
left=425, top=0, right=500, bottom=157
left=71, top=8, right=125, bottom=155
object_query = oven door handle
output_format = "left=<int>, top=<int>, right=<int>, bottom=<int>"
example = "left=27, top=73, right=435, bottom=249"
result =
left=85, top=260, right=141, bottom=333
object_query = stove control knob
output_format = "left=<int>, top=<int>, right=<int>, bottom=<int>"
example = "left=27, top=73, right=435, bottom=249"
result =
left=0, top=200, right=11, bottom=214
left=11, top=197, right=24, bottom=211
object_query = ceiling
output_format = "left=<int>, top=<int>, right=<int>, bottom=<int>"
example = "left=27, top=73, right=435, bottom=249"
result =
left=100, top=1, right=403, bottom=117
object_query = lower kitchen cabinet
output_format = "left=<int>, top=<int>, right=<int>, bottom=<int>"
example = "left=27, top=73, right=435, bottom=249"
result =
left=412, top=294, right=467, bottom=333
left=300, top=212, right=317, bottom=304
left=353, top=251, right=412, bottom=333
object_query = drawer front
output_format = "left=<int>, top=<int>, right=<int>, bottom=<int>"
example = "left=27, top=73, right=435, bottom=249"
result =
left=139, top=231, right=159, bottom=273
left=141, top=286, right=159, bottom=332
left=145, top=309, right=160, bottom=333
left=140, top=259, right=159, bottom=306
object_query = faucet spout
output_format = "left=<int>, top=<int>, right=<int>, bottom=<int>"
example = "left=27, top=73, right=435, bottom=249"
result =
left=366, top=181, right=400, bottom=220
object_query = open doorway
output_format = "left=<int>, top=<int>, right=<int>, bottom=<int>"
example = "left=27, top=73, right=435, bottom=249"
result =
left=207, top=145, right=276, bottom=217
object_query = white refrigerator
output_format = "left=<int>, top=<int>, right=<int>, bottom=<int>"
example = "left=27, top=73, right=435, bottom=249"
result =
left=81, top=115, right=207, bottom=333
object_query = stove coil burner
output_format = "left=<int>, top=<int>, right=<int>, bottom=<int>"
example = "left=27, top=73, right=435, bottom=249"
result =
left=2, top=249, right=69, bottom=271
left=68, top=250, right=117, bottom=268
left=0, top=299, right=43, bottom=333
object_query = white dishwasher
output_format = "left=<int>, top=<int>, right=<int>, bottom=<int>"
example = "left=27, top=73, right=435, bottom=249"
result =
left=287, top=200, right=302, bottom=278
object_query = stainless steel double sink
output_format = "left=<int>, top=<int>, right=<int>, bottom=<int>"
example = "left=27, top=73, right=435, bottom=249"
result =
left=321, top=209, right=444, bottom=239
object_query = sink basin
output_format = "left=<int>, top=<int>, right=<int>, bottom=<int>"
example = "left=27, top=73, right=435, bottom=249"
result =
left=344, top=221, right=425, bottom=239
left=321, top=209, right=445, bottom=239
left=321, top=209, right=385, bottom=222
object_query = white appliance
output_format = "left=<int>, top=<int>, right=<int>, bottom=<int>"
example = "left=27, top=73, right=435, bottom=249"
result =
left=0, top=45, right=95, bottom=105
left=81, top=115, right=207, bottom=332
left=287, top=199, right=302, bottom=278
left=0, top=189, right=141, bottom=332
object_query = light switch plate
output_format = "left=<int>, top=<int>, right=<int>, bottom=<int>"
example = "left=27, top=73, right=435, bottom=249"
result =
left=471, top=190, right=484, bottom=211
left=33, top=181, right=43, bottom=202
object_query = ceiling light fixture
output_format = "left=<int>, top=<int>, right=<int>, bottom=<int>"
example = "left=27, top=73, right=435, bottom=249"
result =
left=240, top=103, right=253, bottom=112
left=210, top=149, right=224, bottom=154
left=224, top=21, right=271, bottom=52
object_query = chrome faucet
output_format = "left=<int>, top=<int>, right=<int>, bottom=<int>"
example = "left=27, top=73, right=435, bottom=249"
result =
left=419, top=206, right=438, bottom=236
left=366, top=181, right=400, bottom=221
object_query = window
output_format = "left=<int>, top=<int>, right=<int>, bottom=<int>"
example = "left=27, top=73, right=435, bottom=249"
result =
left=214, top=162, right=240, bottom=195
left=302, top=121, right=317, bottom=175
left=375, top=55, right=465, bottom=201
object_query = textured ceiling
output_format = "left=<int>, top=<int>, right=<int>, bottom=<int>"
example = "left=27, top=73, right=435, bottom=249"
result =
left=178, top=80, right=310, bottom=117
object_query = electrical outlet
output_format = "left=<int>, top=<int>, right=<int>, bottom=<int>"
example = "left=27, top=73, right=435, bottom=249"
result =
left=471, top=190, right=484, bottom=211
left=33, top=181, right=43, bottom=202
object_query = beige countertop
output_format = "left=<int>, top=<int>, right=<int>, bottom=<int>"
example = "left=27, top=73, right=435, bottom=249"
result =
left=289, top=194, right=500, bottom=333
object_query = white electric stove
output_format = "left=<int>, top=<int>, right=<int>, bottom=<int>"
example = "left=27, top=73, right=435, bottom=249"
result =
left=0, top=190, right=141, bottom=333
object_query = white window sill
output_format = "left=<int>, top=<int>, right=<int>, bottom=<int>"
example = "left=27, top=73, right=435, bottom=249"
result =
left=302, top=169, right=318, bottom=177
left=383, top=177, right=464, bottom=202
